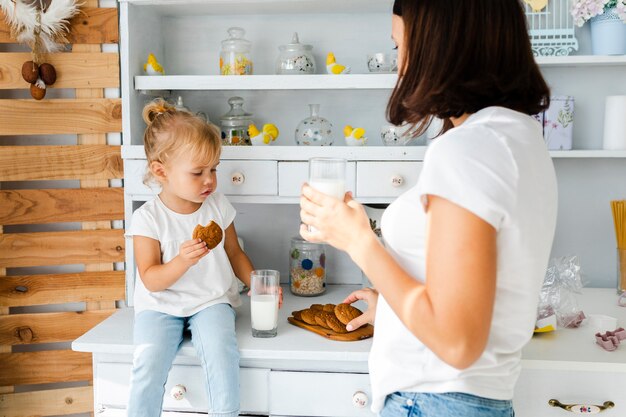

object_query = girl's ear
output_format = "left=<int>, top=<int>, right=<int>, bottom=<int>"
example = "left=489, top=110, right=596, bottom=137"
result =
left=150, top=161, right=167, bottom=182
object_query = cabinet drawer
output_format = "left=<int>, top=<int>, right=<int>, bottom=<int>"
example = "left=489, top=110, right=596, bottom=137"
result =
left=356, top=162, right=422, bottom=198
left=269, top=371, right=374, bottom=417
left=123, top=160, right=277, bottom=196
left=96, top=363, right=269, bottom=414
left=513, top=369, right=625, bottom=417
left=218, top=160, right=277, bottom=196
left=278, top=161, right=356, bottom=197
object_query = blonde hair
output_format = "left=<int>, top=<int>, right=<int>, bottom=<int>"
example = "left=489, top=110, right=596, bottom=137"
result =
left=142, top=98, right=221, bottom=185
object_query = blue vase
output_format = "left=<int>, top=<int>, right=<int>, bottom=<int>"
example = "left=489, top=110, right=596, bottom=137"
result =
left=590, top=8, right=626, bottom=55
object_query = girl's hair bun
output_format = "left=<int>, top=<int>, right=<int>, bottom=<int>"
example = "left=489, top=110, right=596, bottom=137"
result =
left=142, top=98, right=175, bottom=124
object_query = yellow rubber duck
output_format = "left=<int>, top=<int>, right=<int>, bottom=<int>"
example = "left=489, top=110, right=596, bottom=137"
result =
left=326, top=52, right=351, bottom=75
left=344, top=125, right=367, bottom=146
left=144, top=53, right=165, bottom=76
left=524, top=0, right=548, bottom=12
left=249, top=123, right=279, bottom=145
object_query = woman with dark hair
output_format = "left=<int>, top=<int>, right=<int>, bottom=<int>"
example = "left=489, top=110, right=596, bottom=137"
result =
left=299, top=1, right=557, bottom=416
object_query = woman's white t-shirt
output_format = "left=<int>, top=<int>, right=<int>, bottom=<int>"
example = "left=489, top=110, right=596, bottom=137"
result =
left=127, top=192, right=241, bottom=317
left=369, top=107, right=558, bottom=412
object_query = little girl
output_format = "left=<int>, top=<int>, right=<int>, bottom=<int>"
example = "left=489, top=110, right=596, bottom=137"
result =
left=126, top=98, right=255, bottom=417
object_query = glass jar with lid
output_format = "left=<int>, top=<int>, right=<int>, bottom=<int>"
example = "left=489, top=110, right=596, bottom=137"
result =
left=220, top=27, right=253, bottom=75
left=289, top=237, right=326, bottom=296
left=275, top=32, right=316, bottom=75
left=219, top=96, right=253, bottom=146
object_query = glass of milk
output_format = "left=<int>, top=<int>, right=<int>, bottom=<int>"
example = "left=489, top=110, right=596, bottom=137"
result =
left=307, top=157, right=347, bottom=232
left=250, top=269, right=280, bottom=338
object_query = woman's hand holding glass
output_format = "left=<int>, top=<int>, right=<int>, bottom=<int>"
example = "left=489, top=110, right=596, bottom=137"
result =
left=299, top=185, right=374, bottom=256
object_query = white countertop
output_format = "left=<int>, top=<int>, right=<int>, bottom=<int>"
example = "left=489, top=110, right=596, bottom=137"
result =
left=72, top=286, right=626, bottom=373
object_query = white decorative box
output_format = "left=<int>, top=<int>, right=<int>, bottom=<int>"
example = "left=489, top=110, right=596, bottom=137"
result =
left=543, top=96, right=574, bottom=150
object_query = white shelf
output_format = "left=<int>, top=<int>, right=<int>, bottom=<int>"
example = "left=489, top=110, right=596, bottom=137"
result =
left=135, top=74, right=398, bottom=91
left=549, top=150, right=626, bottom=158
left=121, top=0, right=393, bottom=15
left=536, top=55, right=626, bottom=67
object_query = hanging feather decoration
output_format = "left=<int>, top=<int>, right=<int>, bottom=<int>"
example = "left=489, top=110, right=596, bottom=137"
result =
left=0, top=0, right=81, bottom=99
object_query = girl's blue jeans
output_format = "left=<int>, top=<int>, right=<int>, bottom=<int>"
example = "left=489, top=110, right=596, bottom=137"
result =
left=127, top=303, right=239, bottom=417
left=380, top=391, right=514, bottom=417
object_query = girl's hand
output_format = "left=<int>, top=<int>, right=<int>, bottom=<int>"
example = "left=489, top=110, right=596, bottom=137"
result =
left=278, top=287, right=284, bottom=309
left=178, top=238, right=209, bottom=267
left=299, top=185, right=374, bottom=255
left=342, top=287, right=379, bottom=331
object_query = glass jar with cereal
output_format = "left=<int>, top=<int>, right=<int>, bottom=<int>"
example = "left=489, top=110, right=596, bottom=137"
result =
left=289, top=237, right=326, bottom=296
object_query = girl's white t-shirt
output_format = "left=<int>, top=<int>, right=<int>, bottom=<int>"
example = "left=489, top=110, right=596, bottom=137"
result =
left=127, top=192, right=241, bottom=317
left=369, top=107, right=558, bottom=412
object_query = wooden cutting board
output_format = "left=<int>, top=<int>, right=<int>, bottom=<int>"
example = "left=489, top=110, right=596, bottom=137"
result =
left=287, top=316, right=374, bottom=341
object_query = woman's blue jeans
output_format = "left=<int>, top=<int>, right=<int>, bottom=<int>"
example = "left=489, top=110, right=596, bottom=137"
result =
left=380, top=391, right=514, bottom=417
left=127, top=303, right=239, bottom=417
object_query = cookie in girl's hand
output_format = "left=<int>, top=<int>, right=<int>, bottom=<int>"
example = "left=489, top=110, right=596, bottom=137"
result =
left=192, top=221, right=223, bottom=249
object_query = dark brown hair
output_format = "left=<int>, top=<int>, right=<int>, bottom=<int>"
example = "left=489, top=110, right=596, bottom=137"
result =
left=388, top=0, right=550, bottom=136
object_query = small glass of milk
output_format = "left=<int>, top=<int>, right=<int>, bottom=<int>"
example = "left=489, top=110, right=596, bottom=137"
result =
left=250, top=270, right=280, bottom=338
left=307, top=157, right=347, bottom=232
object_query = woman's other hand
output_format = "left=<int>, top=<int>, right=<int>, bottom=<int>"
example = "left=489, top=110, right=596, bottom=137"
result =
left=342, top=287, right=379, bottom=331
left=299, top=185, right=374, bottom=255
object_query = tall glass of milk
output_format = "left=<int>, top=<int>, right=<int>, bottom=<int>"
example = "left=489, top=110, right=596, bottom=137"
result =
left=307, top=157, right=347, bottom=232
left=250, top=270, right=280, bottom=338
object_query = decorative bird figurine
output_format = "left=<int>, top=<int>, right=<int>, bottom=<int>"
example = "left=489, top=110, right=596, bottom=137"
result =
left=524, top=0, right=548, bottom=12
left=326, top=52, right=351, bottom=75
left=249, top=123, right=279, bottom=145
left=144, top=53, right=165, bottom=76
left=344, top=125, right=367, bottom=146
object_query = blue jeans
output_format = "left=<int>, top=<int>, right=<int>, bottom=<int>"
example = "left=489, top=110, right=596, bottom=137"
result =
left=127, top=304, right=240, bottom=417
left=380, top=392, right=514, bottom=417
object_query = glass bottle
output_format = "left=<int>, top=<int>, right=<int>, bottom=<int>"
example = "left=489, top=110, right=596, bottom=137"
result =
left=220, top=96, right=253, bottom=146
left=294, top=104, right=333, bottom=146
left=289, top=237, right=326, bottom=296
left=275, top=32, right=316, bottom=75
left=220, top=27, right=253, bottom=75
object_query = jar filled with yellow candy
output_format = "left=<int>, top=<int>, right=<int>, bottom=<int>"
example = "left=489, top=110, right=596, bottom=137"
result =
left=220, top=27, right=253, bottom=75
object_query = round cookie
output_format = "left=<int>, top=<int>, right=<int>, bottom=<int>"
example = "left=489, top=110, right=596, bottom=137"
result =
left=300, top=309, right=318, bottom=325
left=334, top=303, right=363, bottom=325
left=314, top=311, right=333, bottom=329
left=310, top=304, right=324, bottom=311
left=326, top=313, right=348, bottom=333
left=192, top=221, right=223, bottom=249
left=292, top=310, right=303, bottom=321
left=323, top=303, right=336, bottom=312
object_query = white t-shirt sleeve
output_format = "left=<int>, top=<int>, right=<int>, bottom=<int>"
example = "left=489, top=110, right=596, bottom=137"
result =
left=418, top=128, right=519, bottom=230
left=215, top=192, right=236, bottom=228
left=126, top=207, right=159, bottom=240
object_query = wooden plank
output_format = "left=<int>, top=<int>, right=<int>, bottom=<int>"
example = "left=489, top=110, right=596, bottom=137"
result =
left=75, top=2, right=119, bottom=312
left=0, top=99, right=121, bottom=135
left=0, top=310, right=115, bottom=345
left=0, top=7, right=118, bottom=44
left=0, top=53, right=120, bottom=89
left=0, top=271, right=125, bottom=307
left=0, top=350, right=92, bottom=386
left=0, top=145, right=122, bottom=181
left=0, top=386, right=93, bottom=417
left=0, top=229, right=124, bottom=268
left=0, top=188, right=124, bottom=225
left=0, top=224, right=11, bottom=395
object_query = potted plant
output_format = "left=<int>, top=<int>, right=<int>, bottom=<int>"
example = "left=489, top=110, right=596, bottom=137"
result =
left=571, top=0, right=626, bottom=55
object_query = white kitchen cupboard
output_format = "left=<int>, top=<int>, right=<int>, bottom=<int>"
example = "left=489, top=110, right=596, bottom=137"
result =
left=83, top=0, right=626, bottom=416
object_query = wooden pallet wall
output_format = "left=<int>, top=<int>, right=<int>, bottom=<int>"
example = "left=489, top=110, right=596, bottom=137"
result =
left=0, top=2, right=123, bottom=416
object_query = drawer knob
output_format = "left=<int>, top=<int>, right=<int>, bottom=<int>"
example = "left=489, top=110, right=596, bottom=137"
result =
left=352, top=391, right=369, bottom=408
left=171, top=384, right=187, bottom=401
left=549, top=399, right=614, bottom=414
left=231, top=172, right=245, bottom=185
left=391, top=175, right=404, bottom=188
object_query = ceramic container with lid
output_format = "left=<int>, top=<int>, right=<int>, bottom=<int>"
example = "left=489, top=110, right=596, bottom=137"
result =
left=275, top=32, right=316, bottom=75
left=290, top=237, right=326, bottom=296
left=220, top=27, right=253, bottom=75
left=220, top=96, right=253, bottom=146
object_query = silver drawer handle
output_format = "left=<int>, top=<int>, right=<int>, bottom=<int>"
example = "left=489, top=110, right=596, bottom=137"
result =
left=352, top=391, right=368, bottom=408
left=171, top=384, right=187, bottom=400
left=391, top=175, right=404, bottom=188
left=231, top=172, right=245, bottom=185
left=549, top=399, right=614, bottom=414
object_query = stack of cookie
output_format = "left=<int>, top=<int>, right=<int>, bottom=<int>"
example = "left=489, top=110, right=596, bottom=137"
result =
left=292, top=303, right=363, bottom=334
